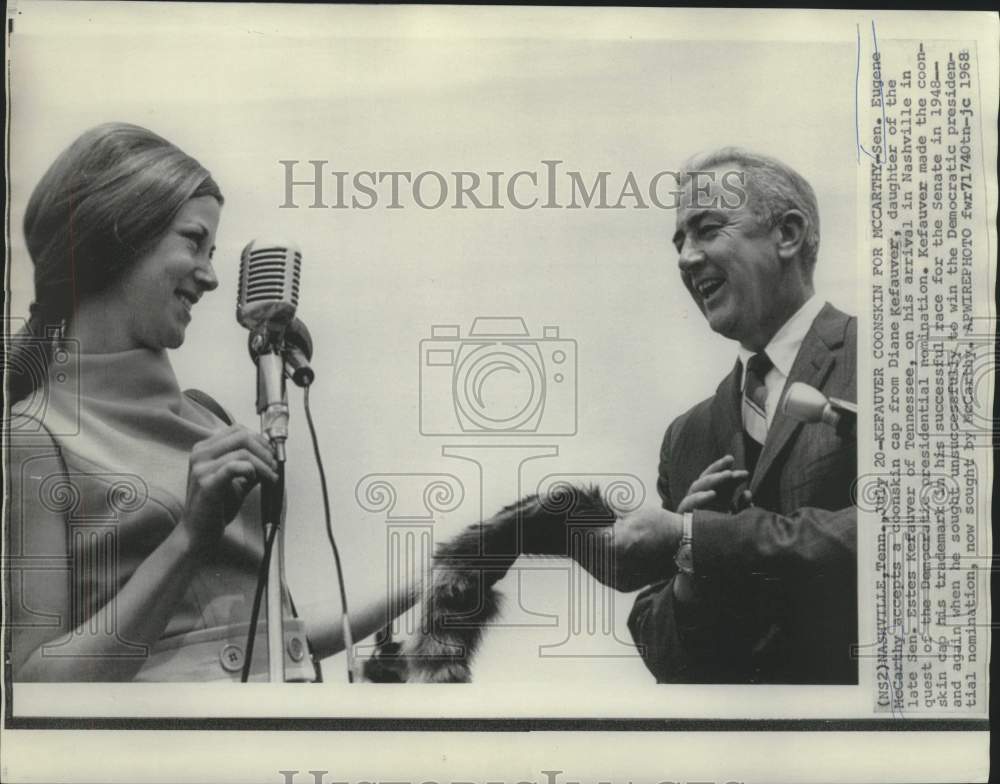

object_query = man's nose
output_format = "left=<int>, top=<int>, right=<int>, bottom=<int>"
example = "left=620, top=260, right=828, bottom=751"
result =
left=195, top=260, right=219, bottom=292
left=676, top=239, right=705, bottom=271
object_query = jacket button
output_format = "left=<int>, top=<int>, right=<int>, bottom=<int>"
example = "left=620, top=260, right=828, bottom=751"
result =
left=220, top=644, right=245, bottom=673
left=287, top=636, right=305, bottom=662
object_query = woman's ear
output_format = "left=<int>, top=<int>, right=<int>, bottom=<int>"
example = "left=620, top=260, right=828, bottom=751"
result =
left=775, top=209, right=808, bottom=262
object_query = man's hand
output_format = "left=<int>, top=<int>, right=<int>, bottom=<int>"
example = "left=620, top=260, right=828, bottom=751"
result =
left=580, top=506, right=684, bottom=593
left=676, top=454, right=749, bottom=513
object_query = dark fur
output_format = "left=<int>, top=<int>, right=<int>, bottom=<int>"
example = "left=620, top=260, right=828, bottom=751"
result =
left=364, top=484, right=616, bottom=682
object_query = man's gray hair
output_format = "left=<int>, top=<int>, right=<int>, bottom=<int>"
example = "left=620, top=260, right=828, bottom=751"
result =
left=679, top=147, right=821, bottom=269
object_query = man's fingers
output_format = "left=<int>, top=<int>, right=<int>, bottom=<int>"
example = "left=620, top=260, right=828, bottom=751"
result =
left=677, top=490, right=716, bottom=513
left=699, top=455, right=735, bottom=477
left=689, top=469, right=750, bottom=493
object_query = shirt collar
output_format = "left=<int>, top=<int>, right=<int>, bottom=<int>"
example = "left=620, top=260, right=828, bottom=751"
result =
left=737, top=294, right=824, bottom=378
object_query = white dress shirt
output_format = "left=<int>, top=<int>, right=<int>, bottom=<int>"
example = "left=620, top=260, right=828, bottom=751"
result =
left=737, top=294, right=825, bottom=431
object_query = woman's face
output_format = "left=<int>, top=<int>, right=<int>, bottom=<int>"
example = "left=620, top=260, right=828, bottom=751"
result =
left=114, top=196, right=221, bottom=351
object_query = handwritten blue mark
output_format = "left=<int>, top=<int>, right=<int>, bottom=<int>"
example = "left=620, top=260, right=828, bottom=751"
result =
left=855, top=22, right=879, bottom=164
left=872, top=21, right=889, bottom=161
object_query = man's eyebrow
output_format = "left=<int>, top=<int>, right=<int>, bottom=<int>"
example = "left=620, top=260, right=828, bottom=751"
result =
left=673, top=208, right=731, bottom=247
left=672, top=209, right=708, bottom=248
left=692, top=208, right=727, bottom=224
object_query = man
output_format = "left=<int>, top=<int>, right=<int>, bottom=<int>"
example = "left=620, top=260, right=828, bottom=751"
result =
left=608, top=148, right=857, bottom=684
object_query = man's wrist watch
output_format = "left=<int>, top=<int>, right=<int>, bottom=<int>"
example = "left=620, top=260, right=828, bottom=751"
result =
left=674, top=512, right=694, bottom=576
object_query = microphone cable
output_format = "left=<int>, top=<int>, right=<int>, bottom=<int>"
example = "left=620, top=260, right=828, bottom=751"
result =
left=303, top=382, right=357, bottom=682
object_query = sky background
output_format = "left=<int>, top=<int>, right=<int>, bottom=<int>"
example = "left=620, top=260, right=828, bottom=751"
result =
left=8, top=4, right=860, bottom=690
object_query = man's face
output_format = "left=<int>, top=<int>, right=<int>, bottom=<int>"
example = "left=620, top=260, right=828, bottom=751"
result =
left=672, top=165, right=801, bottom=351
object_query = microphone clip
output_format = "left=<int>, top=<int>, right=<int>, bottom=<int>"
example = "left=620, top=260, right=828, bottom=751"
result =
left=247, top=318, right=315, bottom=389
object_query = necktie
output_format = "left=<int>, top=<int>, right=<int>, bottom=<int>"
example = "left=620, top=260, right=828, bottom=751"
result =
left=742, top=351, right=772, bottom=446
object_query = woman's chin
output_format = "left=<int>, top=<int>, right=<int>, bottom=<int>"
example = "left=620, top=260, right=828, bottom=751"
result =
left=159, top=327, right=187, bottom=350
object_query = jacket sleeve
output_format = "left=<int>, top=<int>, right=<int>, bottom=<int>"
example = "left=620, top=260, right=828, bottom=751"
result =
left=632, top=420, right=723, bottom=682
left=655, top=422, right=677, bottom=512
left=693, top=504, right=856, bottom=579
left=628, top=504, right=856, bottom=682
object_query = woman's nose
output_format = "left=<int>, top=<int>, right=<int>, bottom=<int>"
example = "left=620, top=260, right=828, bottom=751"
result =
left=195, top=260, right=219, bottom=291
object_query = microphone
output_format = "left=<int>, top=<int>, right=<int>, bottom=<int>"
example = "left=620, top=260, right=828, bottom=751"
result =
left=781, top=382, right=857, bottom=437
left=248, top=316, right=315, bottom=388
left=236, top=239, right=301, bottom=334
left=237, top=239, right=303, bottom=460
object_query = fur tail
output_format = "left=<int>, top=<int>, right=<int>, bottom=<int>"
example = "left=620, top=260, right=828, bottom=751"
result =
left=364, top=484, right=615, bottom=682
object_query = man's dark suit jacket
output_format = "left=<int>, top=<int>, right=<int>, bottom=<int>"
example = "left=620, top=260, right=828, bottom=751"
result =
left=628, top=303, right=858, bottom=684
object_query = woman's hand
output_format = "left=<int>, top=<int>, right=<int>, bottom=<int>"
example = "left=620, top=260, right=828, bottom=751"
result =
left=181, top=425, right=279, bottom=554
left=676, top=455, right=749, bottom=513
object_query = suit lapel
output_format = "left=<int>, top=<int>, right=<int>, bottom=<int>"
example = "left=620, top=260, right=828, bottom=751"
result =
left=711, top=362, right=744, bottom=459
left=711, top=362, right=749, bottom=507
left=750, top=303, right=847, bottom=494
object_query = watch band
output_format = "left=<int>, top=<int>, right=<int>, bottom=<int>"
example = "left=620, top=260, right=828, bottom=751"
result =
left=674, top=512, right=694, bottom=576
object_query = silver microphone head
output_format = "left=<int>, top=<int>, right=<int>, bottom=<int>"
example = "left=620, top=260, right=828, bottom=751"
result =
left=781, top=381, right=831, bottom=424
left=236, top=239, right=302, bottom=332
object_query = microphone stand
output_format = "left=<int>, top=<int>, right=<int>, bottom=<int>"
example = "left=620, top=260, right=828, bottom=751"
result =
left=247, top=329, right=316, bottom=683
left=261, top=467, right=286, bottom=683
left=256, top=349, right=289, bottom=683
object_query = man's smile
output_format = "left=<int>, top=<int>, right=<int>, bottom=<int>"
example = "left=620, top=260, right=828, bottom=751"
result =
left=694, top=276, right=726, bottom=302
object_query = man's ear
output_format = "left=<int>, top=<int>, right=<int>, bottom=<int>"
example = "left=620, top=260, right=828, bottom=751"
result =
left=775, top=209, right=808, bottom=261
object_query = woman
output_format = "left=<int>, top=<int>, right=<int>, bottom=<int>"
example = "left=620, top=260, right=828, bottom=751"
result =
left=9, top=123, right=406, bottom=681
